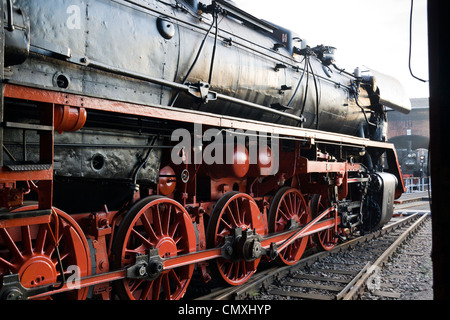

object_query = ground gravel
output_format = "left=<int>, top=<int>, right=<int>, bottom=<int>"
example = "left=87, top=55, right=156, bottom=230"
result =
left=361, top=215, right=433, bottom=300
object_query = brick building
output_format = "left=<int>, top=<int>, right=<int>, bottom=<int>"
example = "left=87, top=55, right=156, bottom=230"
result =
left=387, top=98, right=430, bottom=177
left=387, top=97, right=430, bottom=150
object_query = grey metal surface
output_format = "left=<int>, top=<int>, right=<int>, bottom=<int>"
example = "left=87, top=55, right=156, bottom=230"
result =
left=3, top=126, right=162, bottom=183
left=376, top=172, right=398, bottom=228
left=369, top=68, right=412, bottom=114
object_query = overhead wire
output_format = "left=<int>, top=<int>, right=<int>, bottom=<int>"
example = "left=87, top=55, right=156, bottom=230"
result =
left=409, top=0, right=427, bottom=83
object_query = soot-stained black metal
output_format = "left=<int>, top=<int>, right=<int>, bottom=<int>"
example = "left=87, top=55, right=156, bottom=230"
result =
left=1, top=0, right=411, bottom=214
left=4, top=0, right=410, bottom=135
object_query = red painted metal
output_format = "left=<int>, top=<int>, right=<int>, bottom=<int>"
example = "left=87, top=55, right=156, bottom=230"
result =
left=0, top=182, right=23, bottom=209
left=208, top=144, right=250, bottom=179
left=29, top=269, right=127, bottom=300
left=111, top=196, right=197, bottom=300
left=163, top=248, right=222, bottom=270
left=1, top=201, right=341, bottom=299
left=0, top=168, right=53, bottom=182
left=385, top=148, right=407, bottom=199
left=0, top=205, right=91, bottom=300
left=206, top=192, right=266, bottom=286
left=0, top=83, right=405, bottom=299
left=275, top=206, right=337, bottom=253
left=0, top=101, right=54, bottom=210
left=2, top=84, right=404, bottom=149
left=2, top=83, right=406, bottom=197
left=247, top=145, right=273, bottom=177
left=268, top=187, right=310, bottom=265
left=54, top=105, right=87, bottom=134
left=158, top=166, right=177, bottom=196
left=3, top=83, right=222, bottom=128
left=163, top=208, right=340, bottom=271
left=37, top=104, right=54, bottom=210
left=311, top=195, right=340, bottom=251
left=0, top=213, right=50, bottom=229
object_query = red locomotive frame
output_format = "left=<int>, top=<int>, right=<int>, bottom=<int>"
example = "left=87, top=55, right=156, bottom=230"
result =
left=0, top=83, right=405, bottom=300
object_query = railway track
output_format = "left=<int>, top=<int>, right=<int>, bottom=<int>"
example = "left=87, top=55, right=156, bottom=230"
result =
left=193, top=212, right=429, bottom=301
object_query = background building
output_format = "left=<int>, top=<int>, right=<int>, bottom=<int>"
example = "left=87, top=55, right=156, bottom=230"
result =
left=387, top=98, right=430, bottom=178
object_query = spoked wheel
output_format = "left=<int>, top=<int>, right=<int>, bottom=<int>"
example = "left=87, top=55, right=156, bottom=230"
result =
left=112, top=196, right=196, bottom=300
left=268, top=187, right=311, bottom=265
left=0, top=205, right=91, bottom=300
left=206, top=192, right=266, bottom=286
left=311, top=194, right=339, bottom=251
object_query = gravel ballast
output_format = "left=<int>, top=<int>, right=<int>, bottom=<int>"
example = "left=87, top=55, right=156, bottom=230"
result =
left=361, top=215, right=433, bottom=300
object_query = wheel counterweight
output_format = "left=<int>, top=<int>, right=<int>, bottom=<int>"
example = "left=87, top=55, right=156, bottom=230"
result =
left=0, top=206, right=91, bottom=300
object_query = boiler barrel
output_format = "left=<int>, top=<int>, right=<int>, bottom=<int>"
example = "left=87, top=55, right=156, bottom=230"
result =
left=5, top=0, right=408, bottom=137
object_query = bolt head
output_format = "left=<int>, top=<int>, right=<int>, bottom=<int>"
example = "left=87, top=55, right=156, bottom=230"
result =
left=137, top=265, right=147, bottom=277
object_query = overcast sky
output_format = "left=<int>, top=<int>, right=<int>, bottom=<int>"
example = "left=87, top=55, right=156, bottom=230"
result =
left=234, top=0, right=429, bottom=99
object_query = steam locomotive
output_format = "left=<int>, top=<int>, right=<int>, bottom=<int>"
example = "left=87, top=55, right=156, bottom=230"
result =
left=0, top=0, right=410, bottom=300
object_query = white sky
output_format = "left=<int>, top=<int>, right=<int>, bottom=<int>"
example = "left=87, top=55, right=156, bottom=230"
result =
left=234, top=0, right=429, bottom=99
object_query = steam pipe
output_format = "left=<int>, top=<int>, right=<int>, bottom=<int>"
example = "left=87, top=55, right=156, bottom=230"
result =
left=85, top=59, right=304, bottom=123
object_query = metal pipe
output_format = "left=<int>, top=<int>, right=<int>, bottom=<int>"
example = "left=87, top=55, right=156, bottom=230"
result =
left=6, top=0, right=14, bottom=31
left=85, top=59, right=303, bottom=122
left=215, top=92, right=302, bottom=122
left=86, top=59, right=188, bottom=92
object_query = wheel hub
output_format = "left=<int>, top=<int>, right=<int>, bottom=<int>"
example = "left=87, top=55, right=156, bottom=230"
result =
left=19, top=256, right=57, bottom=288
left=112, top=196, right=197, bottom=300
left=206, top=192, right=267, bottom=286
left=156, top=237, right=177, bottom=259
left=0, top=205, right=91, bottom=300
left=221, top=228, right=264, bottom=262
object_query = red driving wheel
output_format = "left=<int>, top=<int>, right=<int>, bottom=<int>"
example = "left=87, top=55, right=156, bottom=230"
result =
left=268, top=187, right=311, bottom=265
left=206, top=192, right=266, bottom=286
left=0, top=205, right=91, bottom=300
left=311, top=194, right=339, bottom=251
left=112, top=196, right=196, bottom=300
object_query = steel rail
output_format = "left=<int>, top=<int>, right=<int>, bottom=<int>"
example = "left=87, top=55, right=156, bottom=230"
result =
left=22, top=214, right=424, bottom=300
left=199, top=214, right=422, bottom=300
left=342, top=213, right=428, bottom=300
